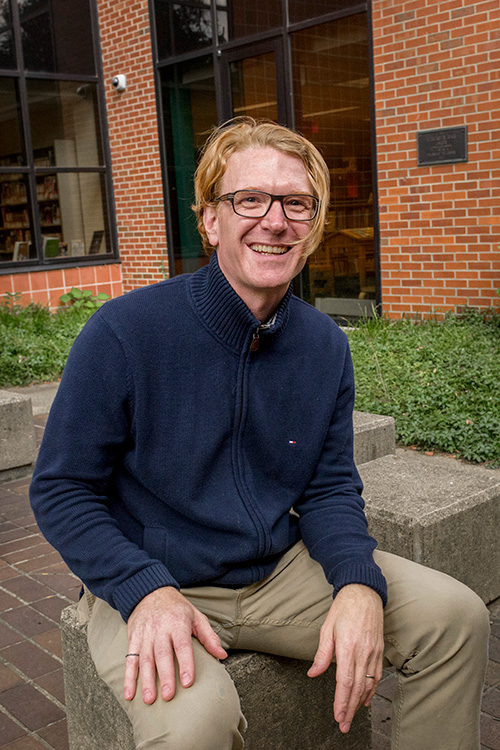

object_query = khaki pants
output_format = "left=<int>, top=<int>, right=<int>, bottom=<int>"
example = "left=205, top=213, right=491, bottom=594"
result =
left=78, top=542, right=489, bottom=750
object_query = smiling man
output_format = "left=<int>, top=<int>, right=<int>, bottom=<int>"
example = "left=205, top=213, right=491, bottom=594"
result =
left=30, top=118, right=489, bottom=750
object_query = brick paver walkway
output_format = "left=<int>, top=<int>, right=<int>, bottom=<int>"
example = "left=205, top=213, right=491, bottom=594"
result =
left=0, top=414, right=499, bottom=749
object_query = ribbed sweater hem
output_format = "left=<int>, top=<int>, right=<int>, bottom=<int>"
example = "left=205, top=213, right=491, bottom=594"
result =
left=113, top=564, right=180, bottom=621
left=333, top=564, right=388, bottom=607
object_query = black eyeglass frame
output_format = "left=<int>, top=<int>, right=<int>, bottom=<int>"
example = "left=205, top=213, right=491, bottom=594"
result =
left=214, top=190, right=320, bottom=221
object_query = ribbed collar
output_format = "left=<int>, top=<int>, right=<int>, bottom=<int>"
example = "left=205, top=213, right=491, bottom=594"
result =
left=188, top=252, right=292, bottom=352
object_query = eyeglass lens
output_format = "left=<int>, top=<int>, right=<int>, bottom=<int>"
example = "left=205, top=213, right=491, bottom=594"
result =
left=232, top=191, right=317, bottom=220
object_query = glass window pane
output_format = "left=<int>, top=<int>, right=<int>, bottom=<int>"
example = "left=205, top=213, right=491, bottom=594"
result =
left=0, top=174, right=35, bottom=263
left=291, top=15, right=376, bottom=309
left=18, top=0, right=95, bottom=75
left=161, top=56, right=216, bottom=274
left=154, top=0, right=213, bottom=60
left=217, top=0, right=282, bottom=43
left=288, top=0, right=356, bottom=25
left=40, top=172, right=111, bottom=258
left=27, top=80, right=103, bottom=167
left=0, top=0, right=16, bottom=69
left=0, top=78, right=26, bottom=165
left=230, top=52, right=278, bottom=121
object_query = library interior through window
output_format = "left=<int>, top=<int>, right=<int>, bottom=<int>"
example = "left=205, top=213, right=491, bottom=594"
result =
left=0, top=1, right=114, bottom=269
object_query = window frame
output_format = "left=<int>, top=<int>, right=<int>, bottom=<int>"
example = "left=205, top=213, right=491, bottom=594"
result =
left=0, top=0, right=118, bottom=275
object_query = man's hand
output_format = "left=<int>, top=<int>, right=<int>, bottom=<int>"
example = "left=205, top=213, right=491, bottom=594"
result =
left=124, top=586, right=227, bottom=704
left=307, top=584, right=384, bottom=734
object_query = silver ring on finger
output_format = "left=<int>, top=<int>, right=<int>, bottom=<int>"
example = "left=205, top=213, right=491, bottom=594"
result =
left=365, top=674, right=375, bottom=679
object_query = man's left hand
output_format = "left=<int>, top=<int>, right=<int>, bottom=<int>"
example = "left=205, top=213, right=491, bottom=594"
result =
left=307, top=583, right=384, bottom=733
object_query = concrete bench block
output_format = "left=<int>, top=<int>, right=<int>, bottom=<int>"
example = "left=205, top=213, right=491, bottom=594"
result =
left=0, top=389, right=36, bottom=480
left=360, top=451, right=500, bottom=603
left=353, top=411, right=395, bottom=465
left=61, top=604, right=371, bottom=750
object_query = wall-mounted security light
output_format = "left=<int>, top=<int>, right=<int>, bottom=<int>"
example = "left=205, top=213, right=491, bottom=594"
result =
left=111, top=75, right=126, bottom=92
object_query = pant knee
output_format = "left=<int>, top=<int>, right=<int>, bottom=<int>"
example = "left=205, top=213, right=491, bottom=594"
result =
left=410, top=577, right=490, bottom=672
left=436, top=580, right=489, bottom=641
left=136, top=679, right=244, bottom=750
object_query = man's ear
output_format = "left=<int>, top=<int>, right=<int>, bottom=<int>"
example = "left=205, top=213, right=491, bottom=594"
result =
left=203, top=206, right=219, bottom=248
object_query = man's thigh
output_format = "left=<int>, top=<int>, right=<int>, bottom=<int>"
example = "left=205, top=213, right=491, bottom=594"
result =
left=78, top=594, right=245, bottom=750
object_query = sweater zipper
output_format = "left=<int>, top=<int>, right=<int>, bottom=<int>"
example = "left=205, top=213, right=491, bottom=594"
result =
left=231, top=325, right=271, bottom=559
left=250, top=327, right=260, bottom=352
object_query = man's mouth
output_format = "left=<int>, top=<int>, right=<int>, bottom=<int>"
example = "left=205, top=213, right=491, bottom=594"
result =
left=250, top=244, right=290, bottom=255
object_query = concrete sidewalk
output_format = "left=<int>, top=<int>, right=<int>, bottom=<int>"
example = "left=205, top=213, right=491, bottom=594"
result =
left=0, top=403, right=499, bottom=749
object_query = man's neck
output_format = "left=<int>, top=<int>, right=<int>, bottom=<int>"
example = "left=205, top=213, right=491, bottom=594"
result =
left=239, top=286, right=286, bottom=323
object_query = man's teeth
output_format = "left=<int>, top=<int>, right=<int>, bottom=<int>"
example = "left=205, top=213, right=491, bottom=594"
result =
left=250, top=244, right=289, bottom=255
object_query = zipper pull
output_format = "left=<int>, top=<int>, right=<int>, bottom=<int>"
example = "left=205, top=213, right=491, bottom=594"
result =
left=250, top=329, right=260, bottom=352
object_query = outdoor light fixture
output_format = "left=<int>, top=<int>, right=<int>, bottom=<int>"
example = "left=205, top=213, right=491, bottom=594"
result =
left=111, top=75, right=126, bottom=92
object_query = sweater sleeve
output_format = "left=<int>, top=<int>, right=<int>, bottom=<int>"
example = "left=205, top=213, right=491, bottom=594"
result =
left=29, top=309, right=179, bottom=621
left=296, top=342, right=388, bottom=606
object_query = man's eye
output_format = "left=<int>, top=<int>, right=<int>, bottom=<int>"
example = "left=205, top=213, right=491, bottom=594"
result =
left=288, top=199, right=303, bottom=207
left=238, top=193, right=265, bottom=207
left=286, top=198, right=309, bottom=210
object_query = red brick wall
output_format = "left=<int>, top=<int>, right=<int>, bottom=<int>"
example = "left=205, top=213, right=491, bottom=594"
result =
left=0, top=265, right=123, bottom=309
left=96, top=0, right=168, bottom=292
left=372, top=0, right=500, bottom=317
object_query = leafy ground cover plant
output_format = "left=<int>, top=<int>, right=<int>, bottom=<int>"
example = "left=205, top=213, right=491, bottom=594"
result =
left=347, top=308, right=500, bottom=465
left=0, top=294, right=94, bottom=386
left=59, top=287, right=110, bottom=309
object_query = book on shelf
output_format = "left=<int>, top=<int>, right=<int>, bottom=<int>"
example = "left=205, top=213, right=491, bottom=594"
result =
left=43, top=237, right=59, bottom=258
left=2, top=206, right=29, bottom=228
left=40, top=203, right=61, bottom=226
left=37, top=175, right=58, bottom=201
left=1, top=181, right=27, bottom=204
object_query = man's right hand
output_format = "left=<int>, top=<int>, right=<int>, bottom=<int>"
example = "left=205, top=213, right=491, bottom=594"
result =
left=124, top=586, right=228, bottom=704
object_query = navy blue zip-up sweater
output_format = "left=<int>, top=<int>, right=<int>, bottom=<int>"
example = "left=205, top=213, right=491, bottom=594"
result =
left=30, top=253, right=387, bottom=621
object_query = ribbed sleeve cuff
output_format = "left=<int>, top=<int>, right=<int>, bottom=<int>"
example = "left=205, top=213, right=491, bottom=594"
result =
left=332, top=563, right=388, bottom=607
left=112, top=563, right=180, bottom=621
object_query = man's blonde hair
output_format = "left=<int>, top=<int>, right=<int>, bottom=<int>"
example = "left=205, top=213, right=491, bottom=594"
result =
left=193, top=117, right=330, bottom=256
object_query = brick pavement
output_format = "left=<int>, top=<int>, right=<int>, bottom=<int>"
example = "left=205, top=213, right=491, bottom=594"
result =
left=0, top=413, right=499, bottom=749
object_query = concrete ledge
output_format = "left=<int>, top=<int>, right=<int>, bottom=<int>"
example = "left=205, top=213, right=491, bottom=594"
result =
left=353, top=411, right=395, bottom=465
left=6, top=382, right=59, bottom=416
left=61, top=604, right=371, bottom=750
left=360, top=450, right=500, bottom=603
left=0, top=389, right=36, bottom=481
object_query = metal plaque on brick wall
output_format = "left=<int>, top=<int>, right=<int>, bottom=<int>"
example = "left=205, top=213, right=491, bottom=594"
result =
left=417, top=126, right=468, bottom=166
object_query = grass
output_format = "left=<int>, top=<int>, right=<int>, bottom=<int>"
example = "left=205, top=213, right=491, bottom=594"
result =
left=1, top=295, right=499, bottom=465
left=0, top=297, right=94, bottom=387
left=347, top=308, right=500, bottom=466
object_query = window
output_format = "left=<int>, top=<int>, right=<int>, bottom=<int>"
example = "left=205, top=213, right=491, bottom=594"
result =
left=152, top=0, right=378, bottom=316
left=0, top=0, right=115, bottom=270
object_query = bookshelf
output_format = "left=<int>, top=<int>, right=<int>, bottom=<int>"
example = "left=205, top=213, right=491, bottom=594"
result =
left=0, top=148, right=62, bottom=259
left=0, top=175, right=31, bottom=258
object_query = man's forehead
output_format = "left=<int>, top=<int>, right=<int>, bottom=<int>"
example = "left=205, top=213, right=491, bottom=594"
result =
left=220, top=146, right=311, bottom=190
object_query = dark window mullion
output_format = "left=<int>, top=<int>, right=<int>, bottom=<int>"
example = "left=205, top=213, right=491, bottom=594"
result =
left=9, top=0, right=44, bottom=264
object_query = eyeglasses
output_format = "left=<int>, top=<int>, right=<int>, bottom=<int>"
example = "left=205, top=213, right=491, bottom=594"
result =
left=214, top=190, right=320, bottom=221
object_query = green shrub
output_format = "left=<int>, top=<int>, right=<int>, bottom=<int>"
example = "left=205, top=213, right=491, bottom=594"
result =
left=347, top=309, right=500, bottom=465
left=0, top=294, right=95, bottom=387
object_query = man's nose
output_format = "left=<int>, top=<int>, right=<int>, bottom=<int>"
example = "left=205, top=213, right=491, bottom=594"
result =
left=260, top=198, right=288, bottom=230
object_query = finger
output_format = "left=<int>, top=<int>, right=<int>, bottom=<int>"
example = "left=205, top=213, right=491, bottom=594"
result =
left=192, top=613, right=228, bottom=661
left=307, top=634, right=335, bottom=678
left=171, top=631, right=196, bottom=688
left=139, top=647, right=160, bottom=704
left=154, top=641, right=177, bottom=701
left=334, top=654, right=371, bottom=733
left=123, top=651, right=140, bottom=701
left=363, top=663, right=383, bottom=707
left=333, top=662, right=356, bottom=732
